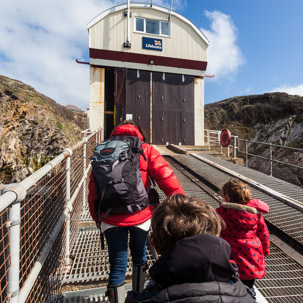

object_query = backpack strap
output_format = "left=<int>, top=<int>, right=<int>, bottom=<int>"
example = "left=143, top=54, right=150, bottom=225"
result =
left=138, top=149, right=146, bottom=161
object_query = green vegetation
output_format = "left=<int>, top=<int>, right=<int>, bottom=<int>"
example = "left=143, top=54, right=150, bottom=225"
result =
left=57, top=121, right=63, bottom=130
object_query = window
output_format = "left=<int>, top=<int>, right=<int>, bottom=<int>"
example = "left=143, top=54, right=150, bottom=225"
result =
left=136, top=18, right=144, bottom=32
left=161, top=22, right=170, bottom=36
left=146, top=19, right=159, bottom=35
left=135, top=17, right=170, bottom=36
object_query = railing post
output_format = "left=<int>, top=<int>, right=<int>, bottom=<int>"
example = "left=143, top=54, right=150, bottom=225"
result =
left=64, top=148, right=73, bottom=266
left=99, top=127, right=102, bottom=143
left=233, top=136, right=237, bottom=158
left=8, top=202, right=21, bottom=303
left=83, top=138, right=88, bottom=212
left=2, top=184, right=26, bottom=303
left=245, top=140, right=248, bottom=167
left=269, top=143, right=273, bottom=176
left=207, top=130, right=210, bottom=149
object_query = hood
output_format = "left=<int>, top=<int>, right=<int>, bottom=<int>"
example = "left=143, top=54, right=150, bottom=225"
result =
left=110, top=124, right=144, bottom=141
left=149, top=234, right=238, bottom=289
left=247, top=199, right=269, bottom=213
left=220, top=203, right=261, bottom=229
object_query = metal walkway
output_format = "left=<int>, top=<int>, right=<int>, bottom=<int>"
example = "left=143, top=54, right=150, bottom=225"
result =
left=171, top=152, right=303, bottom=248
left=60, top=151, right=303, bottom=302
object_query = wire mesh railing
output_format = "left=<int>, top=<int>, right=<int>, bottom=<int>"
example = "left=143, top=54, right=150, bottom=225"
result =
left=0, top=128, right=102, bottom=303
left=204, top=129, right=303, bottom=181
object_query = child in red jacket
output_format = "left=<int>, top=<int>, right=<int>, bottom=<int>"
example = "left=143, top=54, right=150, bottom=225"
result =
left=216, top=179, right=270, bottom=302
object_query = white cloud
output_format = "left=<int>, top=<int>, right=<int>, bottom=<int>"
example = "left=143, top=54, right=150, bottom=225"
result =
left=271, top=84, right=303, bottom=96
left=201, top=11, right=245, bottom=79
left=0, top=0, right=114, bottom=110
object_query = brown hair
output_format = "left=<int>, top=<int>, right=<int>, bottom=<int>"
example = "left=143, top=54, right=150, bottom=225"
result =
left=117, top=120, right=148, bottom=142
left=221, top=178, right=252, bottom=204
left=150, top=194, right=225, bottom=255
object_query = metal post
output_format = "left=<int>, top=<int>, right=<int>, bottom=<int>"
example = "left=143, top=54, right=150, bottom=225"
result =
left=83, top=139, right=87, bottom=212
left=269, top=143, right=273, bottom=176
left=233, top=136, right=237, bottom=158
left=8, top=201, right=21, bottom=303
left=64, top=149, right=73, bottom=266
left=2, top=184, right=26, bottom=303
left=207, top=130, right=210, bottom=149
left=245, top=140, right=248, bottom=167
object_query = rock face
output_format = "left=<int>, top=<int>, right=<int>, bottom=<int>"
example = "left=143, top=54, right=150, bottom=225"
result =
left=0, top=75, right=87, bottom=184
left=205, top=93, right=303, bottom=187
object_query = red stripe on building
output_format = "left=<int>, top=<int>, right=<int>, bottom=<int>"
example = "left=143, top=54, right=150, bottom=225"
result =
left=89, top=48, right=207, bottom=71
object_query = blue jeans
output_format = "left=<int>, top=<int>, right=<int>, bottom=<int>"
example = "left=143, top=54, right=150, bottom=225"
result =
left=104, top=226, right=148, bottom=286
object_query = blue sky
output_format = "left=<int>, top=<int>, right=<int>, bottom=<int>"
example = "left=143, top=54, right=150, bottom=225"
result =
left=0, top=0, right=302, bottom=109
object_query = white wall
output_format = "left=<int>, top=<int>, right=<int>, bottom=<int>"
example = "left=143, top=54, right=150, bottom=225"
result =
left=89, top=7, right=208, bottom=62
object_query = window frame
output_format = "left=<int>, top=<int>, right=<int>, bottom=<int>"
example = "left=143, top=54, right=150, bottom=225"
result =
left=134, top=17, right=171, bottom=37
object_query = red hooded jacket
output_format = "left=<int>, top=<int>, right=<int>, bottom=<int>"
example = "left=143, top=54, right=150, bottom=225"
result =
left=216, top=199, right=270, bottom=280
left=88, top=124, right=185, bottom=226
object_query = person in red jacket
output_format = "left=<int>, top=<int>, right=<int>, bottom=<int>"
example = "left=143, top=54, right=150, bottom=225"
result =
left=216, top=178, right=270, bottom=302
left=88, top=120, right=185, bottom=303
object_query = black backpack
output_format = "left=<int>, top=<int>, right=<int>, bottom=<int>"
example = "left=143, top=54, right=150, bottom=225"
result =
left=91, top=135, right=149, bottom=222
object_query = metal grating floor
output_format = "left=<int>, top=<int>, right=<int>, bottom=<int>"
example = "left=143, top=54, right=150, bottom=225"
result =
left=62, top=229, right=156, bottom=284
left=62, top=155, right=303, bottom=302
left=257, top=244, right=303, bottom=302
left=173, top=154, right=303, bottom=244
left=170, top=157, right=303, bottom=302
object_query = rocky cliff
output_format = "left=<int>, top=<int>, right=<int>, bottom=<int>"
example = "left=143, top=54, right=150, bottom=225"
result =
left=205, top=93, right=303, bottom=187
left=0, top=75, right=87, bottom=185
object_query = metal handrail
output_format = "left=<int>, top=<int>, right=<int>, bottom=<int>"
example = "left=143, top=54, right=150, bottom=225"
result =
left=204, top=129, right=303, bottom=177
left=239, top=138, right=303, bottom=152
left=0, top=127, right=102, bottom=303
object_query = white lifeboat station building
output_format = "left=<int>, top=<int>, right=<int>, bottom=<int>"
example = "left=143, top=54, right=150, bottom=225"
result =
left=87, top=3, right=209, bottom=145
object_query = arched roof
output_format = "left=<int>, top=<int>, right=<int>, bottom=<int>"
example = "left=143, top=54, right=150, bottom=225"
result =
left=87, top=3, right=209, bottom=45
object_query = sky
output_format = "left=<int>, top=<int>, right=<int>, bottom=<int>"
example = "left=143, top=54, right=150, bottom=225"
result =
left=0, top=0, right=302, bottom=110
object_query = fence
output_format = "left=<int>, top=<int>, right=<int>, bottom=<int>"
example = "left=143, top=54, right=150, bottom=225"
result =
left=0, top=128, right=102, bottom=303
left=204, top=129, right=303, bottom=178
left=205, top=129, right=238, bottom=158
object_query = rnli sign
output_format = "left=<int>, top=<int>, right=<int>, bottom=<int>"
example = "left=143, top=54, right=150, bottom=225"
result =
left=142, top=37, right=162, bottom=51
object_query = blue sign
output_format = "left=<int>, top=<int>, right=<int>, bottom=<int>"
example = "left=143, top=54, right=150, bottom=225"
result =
left=142, top=37, right=162, bottom=51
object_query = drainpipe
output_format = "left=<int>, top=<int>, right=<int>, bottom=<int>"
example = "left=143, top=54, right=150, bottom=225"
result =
left=123, top=0, right=131, bottom=48
left=127, top=0, right=130, bottom=42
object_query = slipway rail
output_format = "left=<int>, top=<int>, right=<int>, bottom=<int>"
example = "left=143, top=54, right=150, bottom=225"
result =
left=0, top=128, right=102, bottom=303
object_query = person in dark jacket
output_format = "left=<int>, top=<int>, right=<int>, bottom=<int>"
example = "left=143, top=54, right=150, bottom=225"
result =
left=126, top=194, right=255, bottom=303
left=88, top=120, right=184, bottom=303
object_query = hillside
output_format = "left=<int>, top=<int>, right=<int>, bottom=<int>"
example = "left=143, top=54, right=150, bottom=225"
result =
left=0, top=75, right=87, bottom=184
left=205, top=92, right=303, bottom=187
